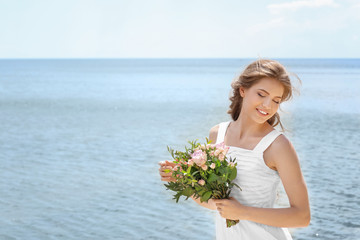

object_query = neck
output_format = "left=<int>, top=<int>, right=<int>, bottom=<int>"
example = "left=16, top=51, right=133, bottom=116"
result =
left=233, top=111, right=269, bottom=139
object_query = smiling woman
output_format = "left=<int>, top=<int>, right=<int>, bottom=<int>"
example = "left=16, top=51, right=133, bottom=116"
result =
left=159, top=59, right=310, bottom=240
left=228, top=59, right=297, bottom=131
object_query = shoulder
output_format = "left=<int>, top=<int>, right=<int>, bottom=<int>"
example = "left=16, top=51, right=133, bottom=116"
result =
left=265, top=133, right=299, bottom=167
left=267, top=133, right=296, bottom=156
left=208, top=124, right=220, bottom=144
left=271, top=133, right=293, bottom=151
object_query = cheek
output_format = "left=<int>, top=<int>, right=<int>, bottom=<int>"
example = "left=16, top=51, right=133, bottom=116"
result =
left=270, top=105, right=280, bottom=115
left=245, top=95, right=261, bottom=105
left=273, top=103, right=281, bottom=110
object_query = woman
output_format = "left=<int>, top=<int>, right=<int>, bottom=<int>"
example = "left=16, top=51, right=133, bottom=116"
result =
left=159, top=59, right=310, bottom=240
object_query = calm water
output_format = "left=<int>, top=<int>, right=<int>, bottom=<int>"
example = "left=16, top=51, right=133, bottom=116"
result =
left=0, top=59, right=359, bottom=240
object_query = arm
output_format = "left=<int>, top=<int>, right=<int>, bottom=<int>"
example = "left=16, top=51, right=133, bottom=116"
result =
left=244, top=135, right=310, bottom=227
left=190, top=124, right=220, bottom=211
left=214, top=135, right=311, bottom=227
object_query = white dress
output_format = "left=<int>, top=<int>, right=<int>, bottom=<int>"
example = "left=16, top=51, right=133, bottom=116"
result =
left=215, top=121, right=293, bottom=240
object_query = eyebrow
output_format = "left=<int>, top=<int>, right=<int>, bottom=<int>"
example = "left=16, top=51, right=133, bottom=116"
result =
left=258, top=89, right=282, bottom=99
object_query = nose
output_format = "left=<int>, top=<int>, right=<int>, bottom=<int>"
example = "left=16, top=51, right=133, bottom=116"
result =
left=262, top=98, right=271, bottom=109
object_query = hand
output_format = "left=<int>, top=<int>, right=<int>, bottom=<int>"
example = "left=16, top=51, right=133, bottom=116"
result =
left=158, top=160, right=177, bottom=182
left=213, top=197, right=247, bottom=220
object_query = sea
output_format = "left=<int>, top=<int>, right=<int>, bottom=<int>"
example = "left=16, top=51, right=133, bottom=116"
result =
left=0, top=58, right=359, bottom=240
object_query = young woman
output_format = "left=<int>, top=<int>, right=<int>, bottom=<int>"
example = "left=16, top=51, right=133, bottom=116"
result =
left=159, top=59, right=310, bottom=240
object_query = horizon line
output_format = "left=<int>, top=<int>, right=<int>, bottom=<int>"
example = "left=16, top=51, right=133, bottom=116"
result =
left=1, top=57, right=360, bottom=60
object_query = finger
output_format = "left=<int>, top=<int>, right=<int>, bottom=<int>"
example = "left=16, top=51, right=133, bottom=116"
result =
left=159, top=167, right=174, bottom=173
left=163, top=166, right=174, bottom=169
left=159, top=168, right=173, bottom=174
left=158, top=161, right=174, bottom=166
left=159, top=165, right=173, bottom=170
left=161, top=177, right=176, bottom=182
left=159, top=161, right=172, bottom=166
left=160, top=172, right=173, bottom=177
left=158, top=166, right=171, bottom=171
left=165, top=160, right=177, bottom=166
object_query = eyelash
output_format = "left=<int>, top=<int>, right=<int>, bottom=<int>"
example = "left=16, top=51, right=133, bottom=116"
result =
left=257, top=93, right=280, bottom=104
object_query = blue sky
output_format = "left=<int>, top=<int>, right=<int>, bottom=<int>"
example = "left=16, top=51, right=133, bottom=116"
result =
left=1, top=0, right=359, bottom=58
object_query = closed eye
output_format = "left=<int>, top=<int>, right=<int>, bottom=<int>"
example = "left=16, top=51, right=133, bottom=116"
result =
left=258, top=92, right=280, bottom=104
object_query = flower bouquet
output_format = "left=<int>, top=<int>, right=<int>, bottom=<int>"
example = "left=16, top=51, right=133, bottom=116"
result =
left=163, top=138, right=241, bottom=228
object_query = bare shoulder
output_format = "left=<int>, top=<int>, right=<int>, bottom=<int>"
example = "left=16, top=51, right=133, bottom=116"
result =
left=208, top=124, right=220, bottom=144
left=271, top=133, right=294, bottom=152
left=265, top=133, right=299, bottom=168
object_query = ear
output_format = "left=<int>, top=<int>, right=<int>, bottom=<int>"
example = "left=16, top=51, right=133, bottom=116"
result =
left=239, top=87, right=245, bottom=98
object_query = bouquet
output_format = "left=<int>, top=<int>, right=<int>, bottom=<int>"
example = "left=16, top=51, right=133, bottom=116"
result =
left=163, top=138, right=241, bottom=228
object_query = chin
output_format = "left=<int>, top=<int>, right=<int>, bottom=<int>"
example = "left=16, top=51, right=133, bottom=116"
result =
left=254, top=115, right=273, bottom=125
left=252, top=117, right=268, bottom=124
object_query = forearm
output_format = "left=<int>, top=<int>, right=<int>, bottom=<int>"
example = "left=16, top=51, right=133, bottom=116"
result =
left=242, top=206, right=310, bottom=228
left=191, top=195, right=217, bottom=210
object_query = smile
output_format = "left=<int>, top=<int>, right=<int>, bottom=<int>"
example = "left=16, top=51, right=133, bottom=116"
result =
left=256, top=108, right=269, bottom=116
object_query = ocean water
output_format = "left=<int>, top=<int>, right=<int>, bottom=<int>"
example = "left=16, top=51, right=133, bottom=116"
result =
left=0, top=59, right=359, bottom=240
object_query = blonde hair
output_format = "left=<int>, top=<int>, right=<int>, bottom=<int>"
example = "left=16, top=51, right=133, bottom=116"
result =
left=227, top=59, right=299, bottom=131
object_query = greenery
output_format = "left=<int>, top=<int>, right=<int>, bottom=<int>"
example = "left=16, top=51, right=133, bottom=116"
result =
left=164, top=138, right=241, bottom=228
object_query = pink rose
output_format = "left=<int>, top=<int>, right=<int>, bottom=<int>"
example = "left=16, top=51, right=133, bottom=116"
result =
left=201, top=164, right=208, bottom=171
left=218, top=153, right=225, bottom=161
left=191, top=150, right=207, bottom=166
left=214, top=149, right=221, bottom=157
left=214, top=142, right=230, bottom=156
left=188, top=159, right=194, bottom=166
left=198, top=179, right=205, bottom=186
left=222, top=146, right=230, bottom=155
left=215, top=142, right=226, bottom=149
left=210, top=163, right=216, bottom=169
left=229, top=162, right=235, bottom=167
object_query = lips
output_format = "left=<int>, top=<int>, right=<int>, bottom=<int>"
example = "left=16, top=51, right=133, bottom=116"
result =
left=256, top=108, right=269, bottom=116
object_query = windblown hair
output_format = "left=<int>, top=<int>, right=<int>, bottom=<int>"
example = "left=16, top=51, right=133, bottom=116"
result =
left=227, top=59, right=299, bottom=131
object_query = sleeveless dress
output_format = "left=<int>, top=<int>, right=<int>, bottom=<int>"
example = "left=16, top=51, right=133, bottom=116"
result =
left=215, top=121, right=293, bottom=240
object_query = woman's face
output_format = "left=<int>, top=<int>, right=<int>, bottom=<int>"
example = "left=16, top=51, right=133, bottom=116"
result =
left=240, top=77, right=284, bottom=124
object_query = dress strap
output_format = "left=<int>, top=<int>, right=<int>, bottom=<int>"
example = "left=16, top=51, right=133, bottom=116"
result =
left=215, top=121, right=231, bottom=144
left=253, top=130, right=283, bottom=153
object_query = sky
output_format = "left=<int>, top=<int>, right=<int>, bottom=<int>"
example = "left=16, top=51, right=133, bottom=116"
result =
left=0, top=0, right=359, bottom=58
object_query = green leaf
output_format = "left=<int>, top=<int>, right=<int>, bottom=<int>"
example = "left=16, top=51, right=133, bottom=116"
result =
left=219, top=167, right=226, bottom=175
left=207, top=173, right=218, bottom=183
left=198, top=189, right=205, bottom=195
left=201, top=191, right=212, bottom=202
left=191, top=170, right=199, bottom=176
left=233, top=182, right=242, bottom=191
left=187, top=166, right=192, bottom=174
left=200, top=171, right=207, bottom=180
left=218, top=175, right=227, bottom=184
left=229, top=167, right=237, bottom=181
left=182, top=187, right=195, bottom=197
